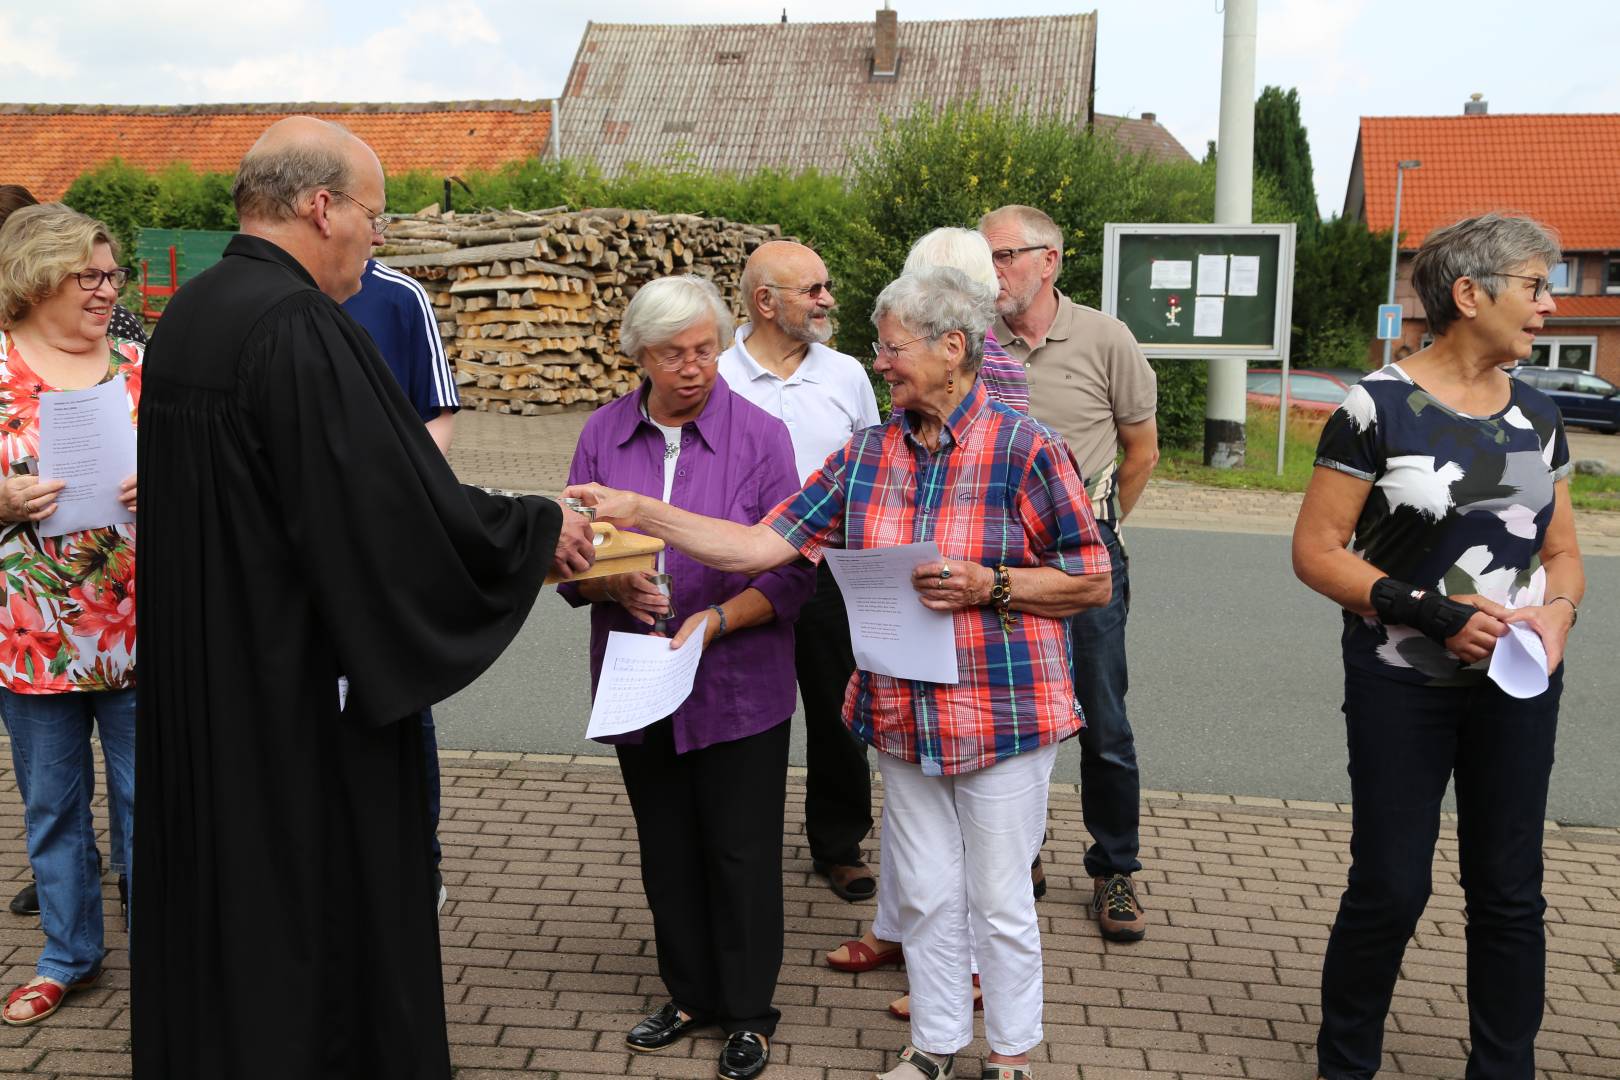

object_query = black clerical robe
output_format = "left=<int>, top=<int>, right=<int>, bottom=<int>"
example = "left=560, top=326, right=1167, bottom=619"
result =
left=132, top=235, right=562, bottom=1079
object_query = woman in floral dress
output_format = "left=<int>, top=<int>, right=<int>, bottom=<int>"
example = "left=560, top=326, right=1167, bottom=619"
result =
left=0, top=204, right=139, bottom=1026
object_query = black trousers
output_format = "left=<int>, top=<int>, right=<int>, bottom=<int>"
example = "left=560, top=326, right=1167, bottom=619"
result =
left=617, top=718, right=789, bottom=1037
left=796, top=562, right=872, bottom=866
left=1317, top=664, right=1561, bottom=1080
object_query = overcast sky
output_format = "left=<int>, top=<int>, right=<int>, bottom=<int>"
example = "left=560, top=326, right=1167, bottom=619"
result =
left=4, top=1, right=1617, bottom=216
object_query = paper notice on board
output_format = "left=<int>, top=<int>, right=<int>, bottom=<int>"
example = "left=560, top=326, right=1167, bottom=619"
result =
left=37, top=376, right=137, bottom=539
left=586, top=629, right=705, bottom=739
left=1193, top=296, right=1225, bottom=337
left=823, top=542, right=959, bottom=684
left=1197, top=254, right=1228, bottom=295
left=1228, top=255, right=1261, bottom=297
left=1149, top=260, right=1193, bottom=289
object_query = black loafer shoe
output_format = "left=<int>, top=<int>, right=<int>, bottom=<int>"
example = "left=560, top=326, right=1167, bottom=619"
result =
left=8, top=882, right=38, bottom=917
left=717, top=1030, right=769, bottom=1080
left=627, top=1002, right=707, bottom=1051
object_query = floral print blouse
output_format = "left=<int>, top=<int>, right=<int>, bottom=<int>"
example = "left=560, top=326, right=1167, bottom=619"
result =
left=0, top=331, right=140, bottom=694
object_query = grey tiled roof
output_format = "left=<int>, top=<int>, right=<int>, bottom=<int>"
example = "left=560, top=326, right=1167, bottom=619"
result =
left=557, top=13, right=1097, bottom=175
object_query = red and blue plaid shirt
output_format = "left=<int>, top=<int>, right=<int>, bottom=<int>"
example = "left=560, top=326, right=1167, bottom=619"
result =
left=764, top=379, right=1110, bottom=775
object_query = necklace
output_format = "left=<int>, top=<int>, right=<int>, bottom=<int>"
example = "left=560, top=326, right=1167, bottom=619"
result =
left=664, top=439, right=680, bottom=461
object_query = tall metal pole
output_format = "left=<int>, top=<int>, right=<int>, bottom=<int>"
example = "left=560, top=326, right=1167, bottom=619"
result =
left=1382, top=160, right=1419, bottom=367
left=1204, top=0, right=1257, bottom=468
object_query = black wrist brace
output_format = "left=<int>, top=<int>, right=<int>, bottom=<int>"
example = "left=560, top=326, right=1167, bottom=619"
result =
left=1370, top=577, right=1477, bottom=646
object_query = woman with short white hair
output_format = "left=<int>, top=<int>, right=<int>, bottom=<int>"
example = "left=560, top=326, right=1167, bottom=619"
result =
left=903, top=228, right=1028, bottom=413
left=569, top=268, right=1112, bottom=1080
left=559, top=274, right=813, bottom=1080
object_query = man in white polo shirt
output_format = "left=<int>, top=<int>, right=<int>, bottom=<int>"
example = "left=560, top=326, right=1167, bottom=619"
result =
left=718, top=240, right=881, bottom=901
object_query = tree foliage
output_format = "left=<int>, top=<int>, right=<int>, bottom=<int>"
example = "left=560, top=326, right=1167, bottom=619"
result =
left=63, top=160, right=237, bottom=263
left=1254, top=86, right=1319, bottom=235
left=1292, top=214, right=1393, bottom=369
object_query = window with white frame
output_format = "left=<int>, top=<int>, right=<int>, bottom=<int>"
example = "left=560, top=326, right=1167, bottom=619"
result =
left=1526, top=336, right=1598, bottom=371
left=1548, top=258, right=1578, bottom=295
left=1607, top=255, right=1620, bottom=295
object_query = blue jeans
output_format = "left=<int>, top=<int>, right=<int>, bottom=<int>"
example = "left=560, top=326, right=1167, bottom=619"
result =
left=1317, top=665, right=1560, bottom=1080
left=1069, top=520, right=1140, bottom=879
left=0, top=687, right=135, bottom=983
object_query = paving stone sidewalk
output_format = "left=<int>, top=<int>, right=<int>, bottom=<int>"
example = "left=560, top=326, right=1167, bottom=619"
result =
left=3, top=750, right=1617, bottom=1079
left=448, top=411, right=1620, bottom=555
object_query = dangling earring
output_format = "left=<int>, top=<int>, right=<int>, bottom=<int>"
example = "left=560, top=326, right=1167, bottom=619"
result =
left=947, top=370, right=955, bottom=392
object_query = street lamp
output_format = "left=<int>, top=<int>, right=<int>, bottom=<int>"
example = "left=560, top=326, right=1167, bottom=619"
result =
left=1383, top=159, right=1421, bottom=367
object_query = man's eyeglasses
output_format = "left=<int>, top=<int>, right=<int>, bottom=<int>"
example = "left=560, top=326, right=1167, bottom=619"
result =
left=1493, top=272, right=1552, bottom=301
left=330, top=190, right=393, bottom=235
left=651, top=347, right=719, bottom=372
left=989, top=245, right=1048, bottom=268
left=74, top=267, right=132, bottom=291
left=870, top=335, right=928, bottom=361
left=766, top=279, right=835, bottom=299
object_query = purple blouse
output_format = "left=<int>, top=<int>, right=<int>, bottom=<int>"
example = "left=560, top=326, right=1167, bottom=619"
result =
left=560, top=376, right=814, bottom=753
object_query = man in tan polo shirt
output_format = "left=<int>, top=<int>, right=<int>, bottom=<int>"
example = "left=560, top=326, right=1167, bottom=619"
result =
left=980, top=204, right=1160, bottom=943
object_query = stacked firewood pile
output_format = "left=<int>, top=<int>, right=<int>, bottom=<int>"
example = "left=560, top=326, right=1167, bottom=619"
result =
left=377, top=209, right=783, bottom=415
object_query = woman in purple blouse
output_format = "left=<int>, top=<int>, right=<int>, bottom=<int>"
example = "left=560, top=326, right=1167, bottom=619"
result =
left=559, top=275, right=813, bottom=1080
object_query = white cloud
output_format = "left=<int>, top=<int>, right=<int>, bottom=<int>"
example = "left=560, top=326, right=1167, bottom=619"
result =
left=0, top=13, right=79, bottom=81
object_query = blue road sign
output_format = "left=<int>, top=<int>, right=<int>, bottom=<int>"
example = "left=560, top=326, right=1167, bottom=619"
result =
left=1377, top=304, right=1403, bottom=340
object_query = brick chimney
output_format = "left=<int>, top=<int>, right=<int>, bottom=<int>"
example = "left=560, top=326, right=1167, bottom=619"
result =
left=873, top=6, right=899, bottom=77
left=1141, top=111, right=1157, bottom=123
left=1464, top=92, right=1488, bottom=115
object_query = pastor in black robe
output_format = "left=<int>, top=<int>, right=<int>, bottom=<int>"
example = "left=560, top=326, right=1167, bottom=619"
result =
left=132, top=234, right=563, bottom=1079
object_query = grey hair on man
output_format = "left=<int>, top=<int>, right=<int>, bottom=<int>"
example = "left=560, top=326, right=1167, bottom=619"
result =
left=232, top=119, right=358, bottom=223
left=1412, top=212, right=1561, bottom=336
left=621, top=274, right=737, bottom=359
left=977, top=204, right=1064, bottom=271
left=903, top=227, right=999, bottom=291
left=872, top=268, right=998, bottom=374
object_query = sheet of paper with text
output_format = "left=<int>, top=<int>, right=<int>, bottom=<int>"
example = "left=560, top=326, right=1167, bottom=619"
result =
left=823, top=541, right=960, bottom=684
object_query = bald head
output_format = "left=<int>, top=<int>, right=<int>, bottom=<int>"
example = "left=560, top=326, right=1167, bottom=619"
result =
left=740, top=241, right=823, bottom=319
left=233, top=116, right=379, bottom=225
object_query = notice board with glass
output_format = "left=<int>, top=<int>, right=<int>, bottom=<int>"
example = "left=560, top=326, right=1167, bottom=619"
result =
left=1101, top=223, right=1296, bottom=361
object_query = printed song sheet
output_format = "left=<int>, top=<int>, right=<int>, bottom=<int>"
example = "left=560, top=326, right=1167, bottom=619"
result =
left=1196, top=253, right=1228, bottom=295
left=37, top=376, right=136, bottom=539
left=1228, top=255, right=1261, bottom=297
left=823, top=541, right=959, bottom=684
left=586, top=629, right=705, bottom=739
left=1488, top=621, right=1550, bottom=699
left=1149, top=260, right=1193, bottom=289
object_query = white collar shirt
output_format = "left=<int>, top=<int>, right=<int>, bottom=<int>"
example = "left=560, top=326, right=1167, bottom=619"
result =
left=717, top=323, right=882, bottom=484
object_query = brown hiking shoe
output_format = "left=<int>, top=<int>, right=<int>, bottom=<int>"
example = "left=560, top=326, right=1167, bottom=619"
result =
left=1091, top=874, right=1146, bottom=942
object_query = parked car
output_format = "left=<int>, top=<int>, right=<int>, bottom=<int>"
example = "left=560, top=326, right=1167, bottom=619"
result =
left=1511, top=366, right=1620, bottom=433
left=1246, top=368, right=1356, bottom=413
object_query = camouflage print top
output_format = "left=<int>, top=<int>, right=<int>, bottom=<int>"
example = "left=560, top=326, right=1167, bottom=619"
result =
left=1314, top=363, right=1570, bottom=685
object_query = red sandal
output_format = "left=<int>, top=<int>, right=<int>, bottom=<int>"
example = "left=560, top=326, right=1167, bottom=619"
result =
left=3, top=970, right=98, bottom=1027
left=825, top=937, right=904, bottom=973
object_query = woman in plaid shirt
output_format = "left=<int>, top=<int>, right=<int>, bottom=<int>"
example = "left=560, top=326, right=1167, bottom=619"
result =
left=569, top=268, right=1112, bottom=1080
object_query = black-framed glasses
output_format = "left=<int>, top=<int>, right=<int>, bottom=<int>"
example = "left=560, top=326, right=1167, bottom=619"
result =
left=765, top=278, right=835, bottom=299
left=330, top=189, right=392, bottom=234
left=74, top=267, right=132, bottom=291
left=870, top=335, right=929, bottom=361
left=989, top=245, right=1048, bottom=268
left=1493, top=271, right=1552, bottom=300
left=651, top=346, right=719, bottom=372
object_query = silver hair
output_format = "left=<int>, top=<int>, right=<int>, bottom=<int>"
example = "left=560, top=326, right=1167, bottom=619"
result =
left=620, top=274, right=736, bottom=359
left=232, top=142, right=355, bottom=223
left=978, top=204, right=1064, bottom=272
left=1412, top=212, right=1562, bottom=336
left=871, top=268, right=998, bottom=374
left=903, top=227, right=998, bottom=290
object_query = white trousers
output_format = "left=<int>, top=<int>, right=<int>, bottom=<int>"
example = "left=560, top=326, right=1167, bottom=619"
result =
left=875, top=743, right=1057, bottom=1056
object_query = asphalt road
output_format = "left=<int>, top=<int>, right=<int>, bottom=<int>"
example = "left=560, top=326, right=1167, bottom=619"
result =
left=436, top=527, right=1619, bottom=827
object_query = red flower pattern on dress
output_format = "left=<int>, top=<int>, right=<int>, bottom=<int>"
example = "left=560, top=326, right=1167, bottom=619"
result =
left=67, top=577, right=135, bottom=655
left=0, top=592, right=64, bottom=679
left=0, top=330, right=139, bottom=693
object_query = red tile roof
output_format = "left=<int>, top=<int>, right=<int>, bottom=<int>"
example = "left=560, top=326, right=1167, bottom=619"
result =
left=1355, top=114, right=1620, bottom=251
left=1548, top=295, right=1620, bottom=321
left=0, top=102, right=551, bottom=202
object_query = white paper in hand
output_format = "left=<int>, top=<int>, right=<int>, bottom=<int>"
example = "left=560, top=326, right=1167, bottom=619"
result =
left=586, top=629, right=705, bottom=739
left=822, top=542, right=959, bottom=684
left=37, top=375, right=137, bottom=538
left=1487, top=622, right=1549, bottom=699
